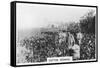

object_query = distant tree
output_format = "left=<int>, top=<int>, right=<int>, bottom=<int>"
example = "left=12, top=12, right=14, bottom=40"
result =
left=51, top=24, right=55, bottom=28
left=80, top=10, right=95, bottom=34
left=67, top=22, right=80, bottom=33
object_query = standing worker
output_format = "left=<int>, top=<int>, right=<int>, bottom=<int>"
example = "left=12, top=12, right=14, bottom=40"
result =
left=77, top=32, right=83, bottom=45
left=68, top=32, right=75, bottom=49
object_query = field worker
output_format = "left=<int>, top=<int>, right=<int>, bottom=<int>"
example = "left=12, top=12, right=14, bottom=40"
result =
left=59, top=32, right=67, bottom=44
left=72, top=44, right=80, bottom=59
left=77, top=32, right=83, bottom=45
left=68, top=32, right=75, bottom=49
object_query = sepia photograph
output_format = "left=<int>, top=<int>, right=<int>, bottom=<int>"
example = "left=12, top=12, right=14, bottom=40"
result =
left=11, top=1, right=97, bottom=66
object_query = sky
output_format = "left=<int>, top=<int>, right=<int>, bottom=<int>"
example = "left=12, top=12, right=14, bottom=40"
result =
left=16, top=3, right=96, bottom=30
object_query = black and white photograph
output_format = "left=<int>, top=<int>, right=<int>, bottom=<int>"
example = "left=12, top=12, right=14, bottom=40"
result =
left=11, top=1, right=97, bottom=66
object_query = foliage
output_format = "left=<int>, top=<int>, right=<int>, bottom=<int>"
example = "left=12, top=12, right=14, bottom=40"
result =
left=80, top=11, right=95, bottom=34
left=80, top=33, right=95, bottom=60
left=19, top=31, right=71, bottom=62
left=67, top=22, right=80, bottom=33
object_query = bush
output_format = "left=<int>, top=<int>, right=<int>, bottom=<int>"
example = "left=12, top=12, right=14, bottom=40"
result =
left=80, top=33, right=95, bottom=60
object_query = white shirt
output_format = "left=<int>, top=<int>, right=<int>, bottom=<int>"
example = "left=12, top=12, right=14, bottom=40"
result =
left=72, top=44, right=80, bottom=59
